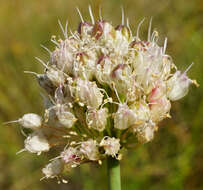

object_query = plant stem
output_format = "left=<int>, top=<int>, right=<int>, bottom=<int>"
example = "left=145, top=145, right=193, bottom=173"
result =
left=107, top=157, right=121, bottom=190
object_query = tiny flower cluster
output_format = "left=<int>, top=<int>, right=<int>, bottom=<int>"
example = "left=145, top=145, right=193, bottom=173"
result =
left=7, top=8, right=197, bottom=182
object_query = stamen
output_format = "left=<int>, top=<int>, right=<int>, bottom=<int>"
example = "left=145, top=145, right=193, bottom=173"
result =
left=99, top=5, right=102, bottom=20
left=3, top=119, right=19, bottom=125
left=16, top=148, right=26, bottom=155
left=20, top=126, right=28, bottom=137
left=184, top=62, right=194, bottom=74
left=64, top=20, right=69, bottom=39
left=35, top=57, right=49, bottom=69
left=88, top=5, right=95, bottom=25
left=51, top=39, right=60, bottom=47
left=40, top=44, right=52, bottom=55
left=163, top=37, right=167, bottom=54
left=121, top=6, right=125, bottom=25
left=148, top=17, right=153, bottom=41
left=24, top=71, right=39, bottom=77
left=151, top=31, right=159, bottom=43
left=136, top=18, right=145, bottom=41
left=58, top=19, right=66, bottom=38
left=112, top=83, right=121, bottom=104
left=126, top=17, right=129, bottom=28
left=76, top=7, right=84, bottom=23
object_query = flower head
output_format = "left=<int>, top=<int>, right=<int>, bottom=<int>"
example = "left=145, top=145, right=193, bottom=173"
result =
left=8, top=7, right=197, bottom=181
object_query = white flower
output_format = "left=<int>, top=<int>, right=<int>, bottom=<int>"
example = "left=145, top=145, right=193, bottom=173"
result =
left=93, top=20, right=115, bottom=40
left=87, top=108, right=108, bottom=132
left=80, top=139, right=100, bottom=161
left=114, top=104, right=137, bottom=130
left=100, top=137, right=120, bottom=157
left=110, top=64, right=133, bottom=95
left=149, top=95, right=171, bottom=122
left=73, top=52, right=97, bottom=80
left=78, top=22, right=93, bottom=38
left=95, top=56, right=113, bottom=85
left=19, top=113, right=42, bottom=130
left=132, top=42, right=172, bottom=93
left=57, top=111, right=77, bottom=128
left=136, top=122, right=155, bottom=143
left=42, top=159, right=64, bottom=179
left=73, top=78, right=103, bottom=109
left=130, top=102, right=151, bottom=132
left=166, top=70, right=192, bottom=101
left=46, top=67, right=65, bottom=86
left=148, top=84, right=171, bottom=122
left=113, top=28, right=130, bottom=55
left=50, top=37, right=78, bottom=75
left=55, top=105, right=77, bottom=128
left=61, top=147, right=81, bottom=164
left=24, top=130, right=50, bottom=155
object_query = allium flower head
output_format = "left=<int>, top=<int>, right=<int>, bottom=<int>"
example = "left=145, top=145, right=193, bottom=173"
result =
left=7, top=7, right=197, bottom=182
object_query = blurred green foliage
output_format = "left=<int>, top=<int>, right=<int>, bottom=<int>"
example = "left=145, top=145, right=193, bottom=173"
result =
left=0, top=0, right=203, bottom=189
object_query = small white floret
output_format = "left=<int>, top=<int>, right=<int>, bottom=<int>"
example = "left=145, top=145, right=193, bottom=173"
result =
left=24, top=130, right=50, bottom=155
left=80, top=139, right=100, bottom=161
left=100, top=137, right=120, bottom=157
left=42, top=159, right=64, bottom=179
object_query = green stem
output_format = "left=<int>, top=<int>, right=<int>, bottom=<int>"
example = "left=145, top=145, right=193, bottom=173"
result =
left=107, top=157, right=121, bottom=190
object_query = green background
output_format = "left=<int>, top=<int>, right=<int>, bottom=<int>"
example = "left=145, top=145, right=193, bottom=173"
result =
left=0, top=0, right=203, bottom=189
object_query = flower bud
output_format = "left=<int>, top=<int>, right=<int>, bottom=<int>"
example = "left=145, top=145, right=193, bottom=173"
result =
left=166, top=71, right=192, bottom=101
left=19, top=113, right=42, bottom=130
left=100, top=137, right=120, bottom=157
left=114, top=104, right=137, bottom=130
left=42, top=159, right=64, bottom=179
left=87, top=108, right=108, bottom=132
left=24, top=130, right=50, bottom=155
left=80, top=139, right=100, bottom=161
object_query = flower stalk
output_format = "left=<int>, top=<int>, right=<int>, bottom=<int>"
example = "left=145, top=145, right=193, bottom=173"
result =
left=107, top=157, right=121, bottom=190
